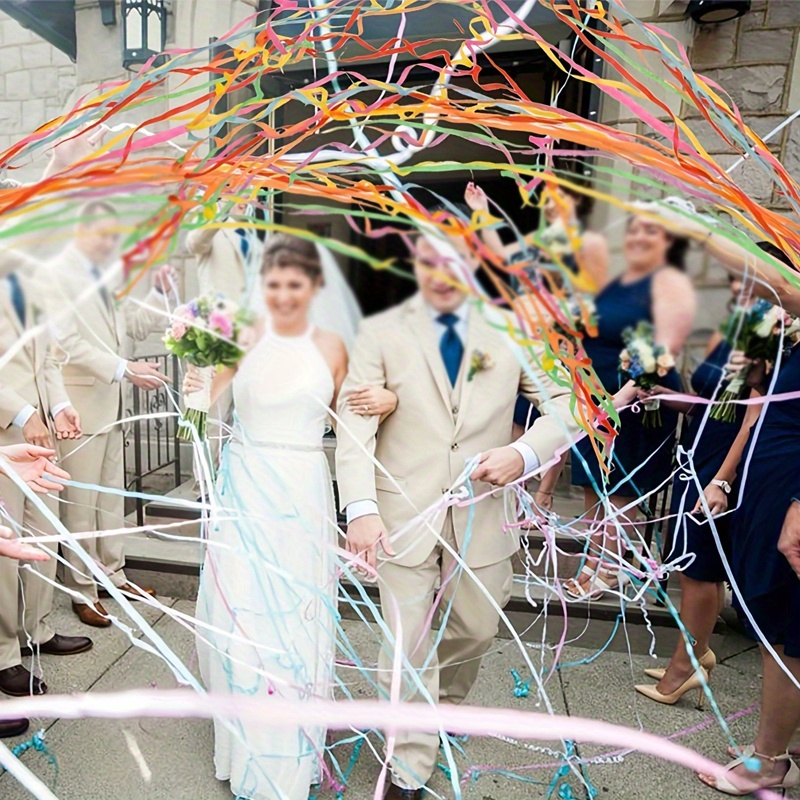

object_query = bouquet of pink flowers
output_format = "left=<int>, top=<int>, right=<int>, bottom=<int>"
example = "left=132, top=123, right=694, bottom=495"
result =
left=619, top=321, right=675, bottom=427
left=164, top=295, right=255, bottom=441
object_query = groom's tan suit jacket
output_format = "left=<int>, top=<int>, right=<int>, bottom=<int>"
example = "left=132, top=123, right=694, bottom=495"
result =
left=336, top=293, right=580, bottom=570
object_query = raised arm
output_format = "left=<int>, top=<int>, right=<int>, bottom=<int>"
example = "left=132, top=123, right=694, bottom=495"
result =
left=185, top=226, right=219, bottom=259
left=652, top=267, right=697, bottom=357
left=123, top=265, right=175, bottom=342
left=649, top=205, right=800, bottom=315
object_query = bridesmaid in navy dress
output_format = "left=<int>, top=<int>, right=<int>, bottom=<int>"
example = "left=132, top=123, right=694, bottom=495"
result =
left=636, top=250, right=795, bottom=708
left=565, top=211, right=697, bottom=598
left=464, top=181, right=609, bottom=511
left=639, top=209, right=800, bottom=794
left=698, top=342, right=800, bottom=793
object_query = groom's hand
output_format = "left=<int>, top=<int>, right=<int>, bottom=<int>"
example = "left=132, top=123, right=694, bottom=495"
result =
left=346, top=514, right=395, bottom=574
left=470, top=446, right=525, bottom=487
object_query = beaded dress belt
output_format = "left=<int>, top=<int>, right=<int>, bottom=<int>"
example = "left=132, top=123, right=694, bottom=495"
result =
left=233, top=435, right=323, bottom=453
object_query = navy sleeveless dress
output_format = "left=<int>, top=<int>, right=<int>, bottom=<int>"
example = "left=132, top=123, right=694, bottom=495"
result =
left=667, top=340, right=744, bottom=582
left=571, top=271, right=681, bottom=499
left=511, top=236, right=580, bottom=430
left=732, top=344, right=800, bottom=657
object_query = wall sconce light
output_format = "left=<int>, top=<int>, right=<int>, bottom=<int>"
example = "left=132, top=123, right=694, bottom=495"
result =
left=121, top=0, right=168, bottom=70
left=687, top=0, right=751, bottom=24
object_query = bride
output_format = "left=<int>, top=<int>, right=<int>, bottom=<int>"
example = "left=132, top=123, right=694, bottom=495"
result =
left=183, top=233, right=396, bottom=800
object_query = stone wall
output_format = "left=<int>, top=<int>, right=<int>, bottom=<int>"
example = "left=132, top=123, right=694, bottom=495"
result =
left=0, top=13, right=77, bottom=184
left=589, top=0, right=800, bottom=363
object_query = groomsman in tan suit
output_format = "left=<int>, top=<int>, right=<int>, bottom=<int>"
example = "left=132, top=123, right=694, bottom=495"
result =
left=185, top=202, right=257, bottom=476
left=336, top=233, right=579, bottom=798
left=0, top=258, right=93, bottom=709
left=40, top=201, right=174, bottom=627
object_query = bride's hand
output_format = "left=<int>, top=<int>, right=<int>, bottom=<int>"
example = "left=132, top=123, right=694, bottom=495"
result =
left=348, top=386, right=398, bottom=417
left=182, top=364, right=204, bottom=395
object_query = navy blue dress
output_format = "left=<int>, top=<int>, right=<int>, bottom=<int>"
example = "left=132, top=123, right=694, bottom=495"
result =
left=511, top=233, right=580, bottom=430
left=668, top=340, right=744, bottom=582
left=732, top=344, right=800, bottom=657
left=571, top=271, right=681, bottom=499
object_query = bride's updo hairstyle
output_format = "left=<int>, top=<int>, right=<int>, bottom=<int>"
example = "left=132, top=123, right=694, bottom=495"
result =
left=261, top=234, right=324, bottom=285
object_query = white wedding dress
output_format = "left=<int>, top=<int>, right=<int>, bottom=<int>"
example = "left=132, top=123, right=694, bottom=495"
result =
left=196, top=324, right=338, bottom=800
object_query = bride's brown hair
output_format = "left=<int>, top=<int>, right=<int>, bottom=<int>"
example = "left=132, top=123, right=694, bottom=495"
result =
left=260, top=234, right=324, bottom=284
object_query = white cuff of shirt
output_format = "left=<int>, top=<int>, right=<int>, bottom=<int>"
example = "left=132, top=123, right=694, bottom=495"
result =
left=346, top=499, right=380, bottom=524
left=510, top=442, right=540, bottom=477
left=114, top=359, right=129, bottom=383
left=50, top=402, right=71, bottom=419
left=12, top=404, right=37, bottom=429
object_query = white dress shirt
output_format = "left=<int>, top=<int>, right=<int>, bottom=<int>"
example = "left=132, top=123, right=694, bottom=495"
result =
left=345, top=300, right=540, bottom=523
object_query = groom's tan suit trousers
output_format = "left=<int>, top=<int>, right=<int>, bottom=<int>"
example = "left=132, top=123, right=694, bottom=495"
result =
left=336, top=293, right=580, bottom=789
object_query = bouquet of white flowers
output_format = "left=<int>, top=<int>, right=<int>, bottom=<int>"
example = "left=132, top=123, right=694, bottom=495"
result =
left=711, top=299, right=798, bottom=422
left=619, top=321, right=675, bottom=427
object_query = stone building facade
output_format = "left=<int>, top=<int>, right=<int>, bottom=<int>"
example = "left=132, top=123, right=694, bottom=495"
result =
left=0, top=17, right=77, bottom=183
left=0, top=0, right=799, bottom=339
left=595, top=0, right=800, bottom=349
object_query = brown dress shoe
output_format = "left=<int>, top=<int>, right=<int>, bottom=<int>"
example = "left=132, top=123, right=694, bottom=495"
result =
left=384, top=783, right=423, bottom=800
left=21, top=633, right=93, bottom=657
left=98, top=582, right=156, bottom=601
left=0, top=717, right=29, bottom=738
left=0, top=665, right=47, bottom=696
left=72, top=601, right=112, bottom=628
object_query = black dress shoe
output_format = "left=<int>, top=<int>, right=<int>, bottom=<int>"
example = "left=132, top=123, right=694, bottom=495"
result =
left=0, top=665, right=47, bottom=697
left=21, top=633, right=93, bottom=657
left=384, top=783, right=423, bottom=800
left=0, top=717, right=29, bottom=738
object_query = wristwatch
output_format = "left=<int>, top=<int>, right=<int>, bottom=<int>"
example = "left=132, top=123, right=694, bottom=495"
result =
left=711, top=479, right=731, bottom=495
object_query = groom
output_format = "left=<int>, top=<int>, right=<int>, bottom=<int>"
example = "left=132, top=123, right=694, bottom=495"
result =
left=336, top=230, right=579, bottom=798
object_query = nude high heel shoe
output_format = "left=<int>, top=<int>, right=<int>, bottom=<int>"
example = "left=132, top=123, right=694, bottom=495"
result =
left=698, top=750, right=800, bottom=795
left=643, top=648, right=716, bottom=681
left=634, top=667, right=709, bottom=708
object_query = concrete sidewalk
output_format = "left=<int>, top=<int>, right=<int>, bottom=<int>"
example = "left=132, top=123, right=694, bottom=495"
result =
left=0, top=589, right=790, bottom=800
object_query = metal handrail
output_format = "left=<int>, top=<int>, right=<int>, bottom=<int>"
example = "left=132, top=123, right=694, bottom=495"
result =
left=123, top=353, right=183, bottom=526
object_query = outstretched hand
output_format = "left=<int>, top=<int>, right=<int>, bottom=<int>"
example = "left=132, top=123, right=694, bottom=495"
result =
left=0, top=526, right=49, bottom=562
left=0, top=443, right=70, bottom=492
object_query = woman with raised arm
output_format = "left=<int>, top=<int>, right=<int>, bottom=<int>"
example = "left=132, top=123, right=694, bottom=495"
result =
left=563, top=205, right=697, bottom=600
left=464, top=180, right=609, bottom=511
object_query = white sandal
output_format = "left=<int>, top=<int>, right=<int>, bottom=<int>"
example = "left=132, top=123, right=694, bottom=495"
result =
left=699, top=750, right=800, bottom=795
left=564, top=565, right=619, bottom=600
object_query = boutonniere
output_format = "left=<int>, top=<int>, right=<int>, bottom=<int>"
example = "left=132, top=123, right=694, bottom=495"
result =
left=467, top=349, right=494, bottom=382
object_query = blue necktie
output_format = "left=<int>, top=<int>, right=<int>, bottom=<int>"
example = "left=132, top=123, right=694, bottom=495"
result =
left=6, top=273, right=25, bottom=327
left=90, top=265, right=112, bottom=311
left=437, top=312, right=463, bottom=386
left=235, top=228, right=249, bottom=260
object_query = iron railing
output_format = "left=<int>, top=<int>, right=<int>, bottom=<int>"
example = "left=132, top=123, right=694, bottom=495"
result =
left=123, top=353, right=183, bottom=526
